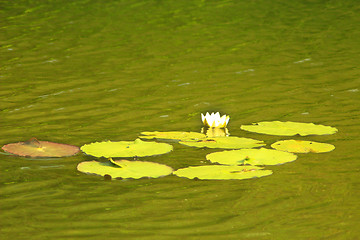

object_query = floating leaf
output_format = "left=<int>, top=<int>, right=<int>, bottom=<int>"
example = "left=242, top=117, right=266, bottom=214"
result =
left=173, top=165, right=272, bottom=180
left=77, top=160, right=173, bottom=179
left=271, top=140, right=335, bottom=153
left=240, top=121, right=338, bottom=136
left=1, top=138, right=80, bottom=158
left=206, top=148, right=297, bottom=166
left=179, top=136, right=265, bottom=149
left=81, top=139, right=173, bottom=158
left=140, top=131, right=205, bottom=141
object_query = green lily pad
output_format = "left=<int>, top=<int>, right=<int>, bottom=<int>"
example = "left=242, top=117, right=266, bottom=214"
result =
left=179, top=136, right=265, bottom=149
left=140, top=131, right=205, bottom=141
left=240, top=121, right=338, bottom=136
left=1, top=138, right=80, bottom=158
left=206, top=148, right=297, bottom=166
left=173, top=165, right=272, bottom=180
left=77, top=159, right=173, bottom=179
left=81, top=139, right=173, bottom=158
left=271, top=140, right=335, bottom=153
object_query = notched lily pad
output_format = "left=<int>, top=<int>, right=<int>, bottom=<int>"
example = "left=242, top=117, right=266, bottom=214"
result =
left=173, top=165, right=272, bottom=180
left=81, top=138, right=173, bottom=158
left=241, top=121, right=338, bottom=136
left=1, top=138, right=80, bottom=158
left=179, top=136, right=265, bottom=149
left=77, top=160, right=173, bottom=179
left=206, top=148, right=297, bottom=166
left=271, top=140, right=335, bottom=153
left=140, top=131, right=205, bottom=141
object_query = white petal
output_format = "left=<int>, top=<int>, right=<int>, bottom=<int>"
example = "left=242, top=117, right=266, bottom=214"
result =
left=215, top=119, right=222, bottom=127
left=208, top=117, right=215, bottom=127
left=225, top=116, right=230, bottom=125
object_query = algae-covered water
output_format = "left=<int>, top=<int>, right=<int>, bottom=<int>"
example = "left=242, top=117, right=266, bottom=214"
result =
left=1, top=0, right=359, bottom=239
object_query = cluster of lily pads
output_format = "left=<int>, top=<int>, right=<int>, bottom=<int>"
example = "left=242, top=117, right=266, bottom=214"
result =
left=1, top=112, right=337, bottom=180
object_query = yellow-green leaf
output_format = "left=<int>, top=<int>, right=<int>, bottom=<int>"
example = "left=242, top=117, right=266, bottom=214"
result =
left=271, top=140, right=335, bottom=153
left=81, top=138, right=173, bottom=158
left=77, top=160, right=173, bottom=179
left=241, top=121, right=338, bottom=136
left=173, top=165, right=272, bottom=180
left=140, top=131, right=205, bottom=141
left=179, top=136, right=265, bottom=149
left=206, top=148, right=297, bottom=166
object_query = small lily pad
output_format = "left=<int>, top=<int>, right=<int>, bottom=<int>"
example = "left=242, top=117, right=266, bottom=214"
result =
left=173, top=165, right=272, bottom=180
left=77, top=160, right=173, bottom=179
left=206, top=148, right=297, bottom=166
left=179, top=136, right=265, bottom=149
left=1, top=138, right=80, bottom=158
left=140, top=131, right=205, bottom=141
left=271, top=140, right=335, bottom=153
left=81, top=138, right=173, bottom=158
left=241, top=121, right=338, bottom=136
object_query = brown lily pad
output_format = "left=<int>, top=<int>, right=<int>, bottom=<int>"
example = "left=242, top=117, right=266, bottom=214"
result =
left=1, top=138, right=80, bottom=158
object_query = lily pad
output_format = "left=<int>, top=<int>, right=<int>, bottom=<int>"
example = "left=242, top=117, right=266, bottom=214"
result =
left=240, top=121, right=338, bottom=136
left=173, top=165, right=272, bottom=180
left=1, top=138, right=80, bottom=158
left=140, top=131, right=205, bottom=141
left=179, top=136, right=265, bottom=149
left=206, top=148, right=297, bottom=166
left=77, top=160, right=173, bottom=179
left=81, top=138, right=173, bottom=158
left=271, top=140, right=335, bottom=153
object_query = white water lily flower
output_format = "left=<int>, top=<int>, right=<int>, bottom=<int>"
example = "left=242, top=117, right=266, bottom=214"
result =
left=201, top=112, right=230, bottom=128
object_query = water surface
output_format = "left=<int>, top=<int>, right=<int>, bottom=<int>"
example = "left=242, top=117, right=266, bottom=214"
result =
left=1, top=0, right=359, bottom=239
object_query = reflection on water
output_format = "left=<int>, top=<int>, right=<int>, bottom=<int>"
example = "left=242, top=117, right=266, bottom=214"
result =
left=201, top=127, right=229, bottom=137
left=1, top=0, right=359, bottom=239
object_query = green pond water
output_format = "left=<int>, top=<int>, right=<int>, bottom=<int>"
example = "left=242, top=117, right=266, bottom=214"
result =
left=1, top=0, right=359, bottom=239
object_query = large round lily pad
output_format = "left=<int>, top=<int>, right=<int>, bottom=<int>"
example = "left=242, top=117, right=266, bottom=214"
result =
left=206, top=148, right=297, bottom=166
left=179, top=136, right=265, bottom=149
left=81, top=139, right=173, bottom=158
left=173, top=165, right=272, bottom=180
left=271, top=140, right=335, bottom=153
left=140, top=131, right=205, bottom=141
left=240, top=121, right=338, bottom=136
left=77, top=159, right=173, bottom=179
left=1, top=138, right=80, bottom=158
